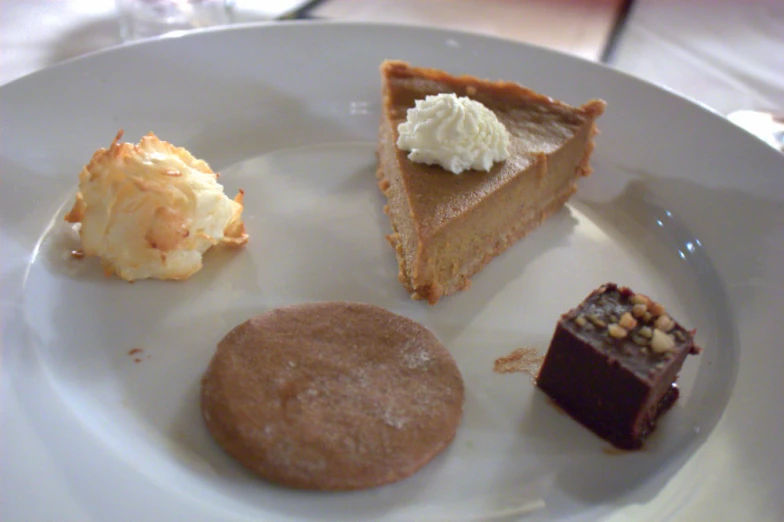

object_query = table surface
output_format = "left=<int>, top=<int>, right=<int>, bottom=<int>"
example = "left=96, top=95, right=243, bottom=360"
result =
left=2, top=0, right=782, bottom=119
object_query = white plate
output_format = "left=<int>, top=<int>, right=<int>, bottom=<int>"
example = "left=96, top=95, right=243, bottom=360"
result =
left=1, top=22, right=782, bottom=522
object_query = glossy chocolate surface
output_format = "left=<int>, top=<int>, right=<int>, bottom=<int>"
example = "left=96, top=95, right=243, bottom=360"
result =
left=537, top=283, right=700, bottom=449
left=559, top=284, right=697, bottom=380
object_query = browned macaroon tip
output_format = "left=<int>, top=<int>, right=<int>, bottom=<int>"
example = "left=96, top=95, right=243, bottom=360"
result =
left=201, top=301, right=464, bottom=490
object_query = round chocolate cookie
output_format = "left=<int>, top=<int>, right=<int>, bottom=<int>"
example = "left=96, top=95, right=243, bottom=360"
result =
left=201, top=302, right=464, bottom=490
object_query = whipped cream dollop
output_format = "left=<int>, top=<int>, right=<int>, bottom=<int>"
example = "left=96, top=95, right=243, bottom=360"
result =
left=396, top=93, right=510, bottom=174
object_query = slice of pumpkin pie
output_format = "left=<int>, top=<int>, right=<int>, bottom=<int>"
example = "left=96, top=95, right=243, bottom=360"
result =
left=376, top=60, right=606, bottom=304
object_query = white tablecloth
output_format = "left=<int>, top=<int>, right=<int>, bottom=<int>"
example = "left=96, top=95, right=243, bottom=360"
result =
left=3, top=0, right=783, bottom=120
left=0, top=0, right=308, bottom=86
left=612, top=0, right=784, bottom=116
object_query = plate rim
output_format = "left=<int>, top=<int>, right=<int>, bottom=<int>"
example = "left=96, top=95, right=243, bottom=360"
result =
left=1, top=19, right=783, bottom=522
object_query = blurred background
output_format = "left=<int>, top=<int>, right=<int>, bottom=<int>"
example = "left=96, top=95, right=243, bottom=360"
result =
left=1, top=0, right=782, bottom=146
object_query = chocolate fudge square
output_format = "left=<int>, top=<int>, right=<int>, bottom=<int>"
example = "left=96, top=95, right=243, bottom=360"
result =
left=537, top=283, right=701, bottom=449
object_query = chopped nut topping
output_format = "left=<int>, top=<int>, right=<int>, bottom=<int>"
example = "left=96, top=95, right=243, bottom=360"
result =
left=654, top=314, right=674, bottom=332
left=631, top=303, right=647, bottom=318
left=607, top=323, right=628, bottom=339
left=674, top=330, right=688, bottom=342
left=574, top=315, right=587, bottom=327
left=642, top=311, right=653, bottom=323
left=639, top=326, right=653, bottom=338
left=650, top=328, right=676, bottom=353
left=586, top=314, right=606, bottom=328
left=631, top=334, right=649, bottom=346
left=608, top=314, right=619, bottom=324
left=630, top=294, right=650, bottom=307
left=649, top=302, right=666, bottom=317
left=619, top=312, right=637, bottom=330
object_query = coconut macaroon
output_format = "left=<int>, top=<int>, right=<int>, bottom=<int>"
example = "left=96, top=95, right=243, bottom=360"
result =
left=65, top=131, right=248, bottom=281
